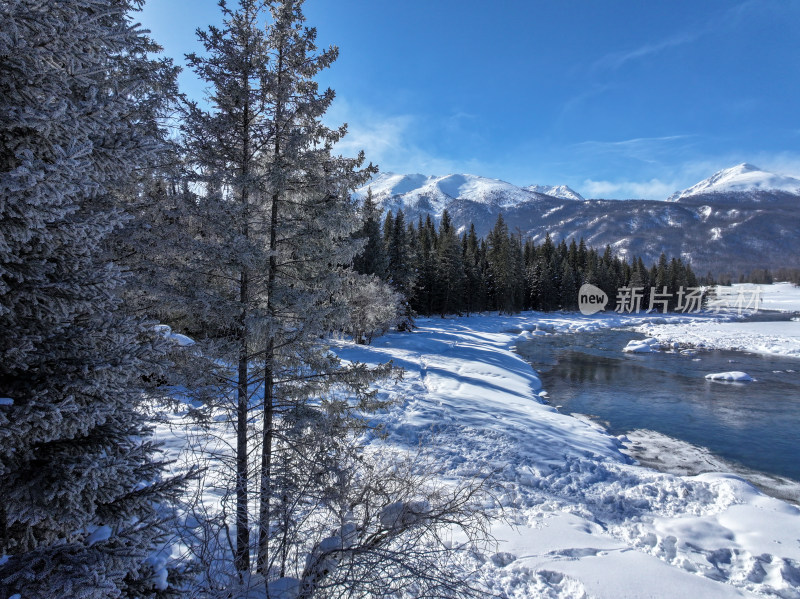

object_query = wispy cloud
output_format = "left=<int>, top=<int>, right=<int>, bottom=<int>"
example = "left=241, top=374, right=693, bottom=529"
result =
left=556, top=83, right=614, bottom=122
left=572, top=135, right=698, bottom=166
left=326, top=98, right=487, bottom=176
left=592, top=32, right=698, bottom=71
left=575, top=135, right=692, bottom=149
left=590, top=0, right=759, bottom=73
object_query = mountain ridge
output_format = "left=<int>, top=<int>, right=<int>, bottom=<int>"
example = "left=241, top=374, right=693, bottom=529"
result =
left=668, top=163, right=800, bottom=202
left=354, top=164, right=800, bottom=274
left=357, top=163, right=800, bottom=206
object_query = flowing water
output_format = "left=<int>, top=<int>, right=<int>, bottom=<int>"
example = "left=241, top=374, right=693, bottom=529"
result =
left=516, top=326, right=800, bottom=490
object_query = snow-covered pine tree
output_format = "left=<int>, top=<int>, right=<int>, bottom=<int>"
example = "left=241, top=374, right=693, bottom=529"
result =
left=0, top=1, right=185, bottom=597
left=180, top=0, right=276, bottom=572
left=179, top=0, right=397, bottom=581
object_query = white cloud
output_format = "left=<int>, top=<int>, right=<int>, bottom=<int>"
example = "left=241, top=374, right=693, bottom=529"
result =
left=749, top=152, right=800, bottom=178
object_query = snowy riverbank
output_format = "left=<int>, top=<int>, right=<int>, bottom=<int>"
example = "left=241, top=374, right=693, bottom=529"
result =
left=637, top=282, right=800, bottom=358
left=333, top=310, right=800, bottom=598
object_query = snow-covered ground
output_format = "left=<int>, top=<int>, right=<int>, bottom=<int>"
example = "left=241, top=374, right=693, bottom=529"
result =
left=332, top=310, right=800, bottom=599
left=156, top=283, right=800, bottom=597
left=757, top=282, right=800, bottom=313
left=639, top=283, right=800, bottom=357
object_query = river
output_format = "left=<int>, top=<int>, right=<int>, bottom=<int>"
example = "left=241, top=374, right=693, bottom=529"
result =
left=516, top=326, right=800, bottom=501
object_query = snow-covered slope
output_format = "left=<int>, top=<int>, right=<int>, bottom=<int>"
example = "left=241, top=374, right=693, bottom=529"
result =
left=523, top=184, right=585, bottom=201
left=668, top=163, right=800, bottom=201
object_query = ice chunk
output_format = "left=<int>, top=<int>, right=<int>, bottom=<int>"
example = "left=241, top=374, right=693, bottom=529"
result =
left=705, top=371, right=754, bottom=382
left=623, top=338, right=660, bottom=353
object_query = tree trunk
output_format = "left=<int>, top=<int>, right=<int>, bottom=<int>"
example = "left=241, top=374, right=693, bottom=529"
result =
left=256, top=338, right=274, bottom=575
left=236, top=86, right=253, bottom=572
left=257, top=42, right=284, bottom=575
left=235, top=267, right=250, bottom=572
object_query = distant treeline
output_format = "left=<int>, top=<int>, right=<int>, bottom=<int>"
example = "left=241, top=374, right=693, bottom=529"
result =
left=703, top=268, right=800, bottom=287
left=353, top=191, right=699, bottom=316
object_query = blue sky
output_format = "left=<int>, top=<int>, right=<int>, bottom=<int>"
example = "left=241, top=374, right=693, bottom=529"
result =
left=138, top=0, right=800, bottom=200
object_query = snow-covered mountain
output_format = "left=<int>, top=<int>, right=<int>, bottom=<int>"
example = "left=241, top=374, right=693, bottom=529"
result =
left=523, top=184, right=584, bottom=201
left=356, top=165, right=800, bottom=273
left=668, top=163, right=800, bottom=202
left=356, top=172, right=546, bottom=215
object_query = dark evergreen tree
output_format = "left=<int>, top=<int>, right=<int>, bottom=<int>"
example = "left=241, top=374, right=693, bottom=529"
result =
left=410, top=215, right=436, bottom=315
left=383, top=209, right=395, bottom=266
left=386, top=209, right=415, bottom=296
left=559, top=258, right=579, bottom=310
left=434, top=210, right=466, bottom=316
left=354, top=188, right=387, bottom=278
left=476, top=239, right=490, bottom=312
left=463, top=225, right=483, bottom=314
left=486, top=214, right=514, bottom=313
left=578, top=237, right=588, bottom=272
left=508, top=232, right=526, bottom=311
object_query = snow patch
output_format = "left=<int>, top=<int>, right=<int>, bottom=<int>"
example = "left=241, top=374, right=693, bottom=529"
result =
left=155, top=324, right=195, bottom=346
left=86, top=525, right=112, bottom=545
left=524, top=184, right=585, bottom=201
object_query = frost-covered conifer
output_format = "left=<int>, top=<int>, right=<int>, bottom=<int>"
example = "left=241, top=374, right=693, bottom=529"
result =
left=0, top=1, right=184, bottom=596
left=179, top=0, right=389, bottom=576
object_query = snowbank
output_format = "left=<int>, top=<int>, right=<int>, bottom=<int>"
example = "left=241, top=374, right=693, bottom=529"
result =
left=155, top=324, right=196, bottom=347
left=757, top=282, right=800, bottom=313
left=636, top=283, right=800, bottom=358
left=639, top=320, right=800, bottom=358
